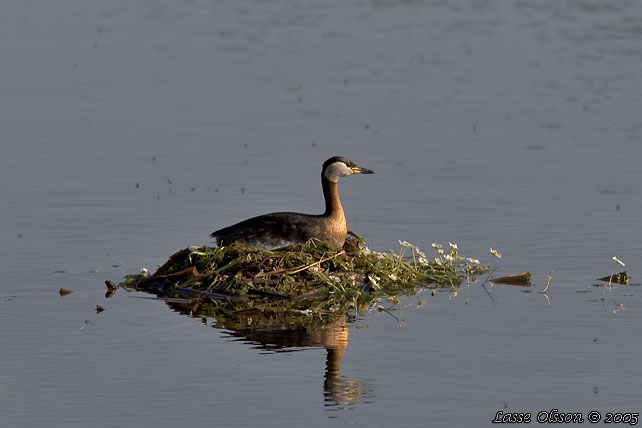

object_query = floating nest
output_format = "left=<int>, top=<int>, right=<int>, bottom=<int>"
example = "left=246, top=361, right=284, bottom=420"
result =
left=111, top=233, right=487, bottom=328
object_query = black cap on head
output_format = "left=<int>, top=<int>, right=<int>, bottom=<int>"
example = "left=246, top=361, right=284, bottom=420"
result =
left=322, top=156, right=355, bottom=171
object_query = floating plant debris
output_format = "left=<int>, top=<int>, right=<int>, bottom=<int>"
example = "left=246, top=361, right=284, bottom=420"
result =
left=59, top=287, right=73, bottom=296
left=104, top=280, right=117, bottom=298
left=491, top=271, right=532, bottom=286
left=598, top=271, right=629, bottom=285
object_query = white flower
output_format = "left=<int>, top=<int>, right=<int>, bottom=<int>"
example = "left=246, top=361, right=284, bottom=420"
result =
left=437, top=248, right=444, bottom=255
left=388, top=273, right=398, bottom=281
left=416, top=249, right=427, bottom=259
left=368, top=275, right=380, bottom=287
left=466, top=258, right=480, bottom=264
left=449, top=242, right=458, bottom=250
left=490, top=248, right=502, bottom=259
left=444, top=254, right=454, bottom=263
left=431, top=243, right=442, bottom=249
left=418, top=257, right=429, bottom=266
left=140, top=268, right=149, bottom=276
left=612, top=256, right=625, bottom=267
left=328, top=275, right=341, bottom=284
left=360, top=245, right=372, bottom=255
left=434, top=257, right=443, bottom=266
left=399, top=240, right=412, bottom=248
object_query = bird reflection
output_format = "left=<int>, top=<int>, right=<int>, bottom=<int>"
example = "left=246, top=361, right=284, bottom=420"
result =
left=320, top=324, right=364, bottom=406
left=164, top=300, right=368, bottom=407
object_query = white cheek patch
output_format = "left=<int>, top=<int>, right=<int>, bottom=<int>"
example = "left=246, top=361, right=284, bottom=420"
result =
left=323, top=162, right=353, bottom=182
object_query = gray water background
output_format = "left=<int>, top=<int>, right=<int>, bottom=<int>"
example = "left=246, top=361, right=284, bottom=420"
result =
left=1, top=1, right=641, bottom=427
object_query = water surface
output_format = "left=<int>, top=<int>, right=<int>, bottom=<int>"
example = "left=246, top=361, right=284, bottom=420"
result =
left=1, top=1, right=641, bottom=427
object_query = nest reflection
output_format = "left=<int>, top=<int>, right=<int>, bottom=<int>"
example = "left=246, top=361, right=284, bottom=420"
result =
left=165, top=298, right=366, bottom=407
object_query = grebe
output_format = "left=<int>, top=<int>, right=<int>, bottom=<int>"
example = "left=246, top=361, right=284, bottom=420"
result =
left=210, top=156, right=374, bottom=249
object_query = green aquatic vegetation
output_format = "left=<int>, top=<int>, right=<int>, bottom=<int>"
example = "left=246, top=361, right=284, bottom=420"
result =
left=117, top=234, right=488, bottom=320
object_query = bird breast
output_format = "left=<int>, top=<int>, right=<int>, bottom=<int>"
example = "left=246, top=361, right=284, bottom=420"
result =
left=322, top=213, right=347, bottom=247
